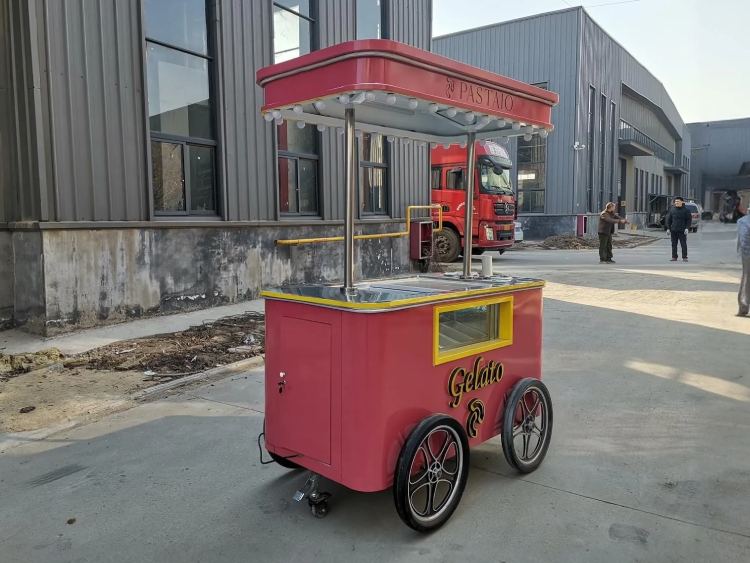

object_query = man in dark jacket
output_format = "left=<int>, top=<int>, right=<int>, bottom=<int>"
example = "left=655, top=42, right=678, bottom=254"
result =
left=598, top=202, right=628, bottom=263
left=665, top=197, right=692, bottom=262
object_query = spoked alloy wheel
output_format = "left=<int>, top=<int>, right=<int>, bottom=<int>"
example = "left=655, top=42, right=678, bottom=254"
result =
left=394, top=415, right=470, bottom=532
left=502, top=379, right=553, bottom=473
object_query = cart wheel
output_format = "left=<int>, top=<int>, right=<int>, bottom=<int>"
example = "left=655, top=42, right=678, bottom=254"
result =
left=310, top=500, right=329, bottom=518
left=393, top=415, right=470, bottom=533
left=435, top=228, right=461, bottom=263
left=502, top=379, right=553, bottom=474
left=269, top=451, right=300, bottom=470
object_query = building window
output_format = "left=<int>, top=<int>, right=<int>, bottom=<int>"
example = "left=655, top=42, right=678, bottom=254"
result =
left=359, top=133, right=389, bottom=215
left=609, top=101, right=616, bottom=203
left=273, top=2, right=320, bottom=216
left=145, top=0, right=217, bottom=215
left=516, top=82, right=548, bottom=214
left=356, top=0, right=385, bottom=39
left=277, top=124, right=319, bottom=214
left=586, top=86, right=596, bottom=212
left=599, top=94, right=607, bottom=209
left=273, top=1, right=315, bottom=63
left=634, top=167, right=639, bottom=212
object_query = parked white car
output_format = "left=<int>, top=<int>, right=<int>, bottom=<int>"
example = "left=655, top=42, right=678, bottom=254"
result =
left=514, top=221, right=524, bottom=243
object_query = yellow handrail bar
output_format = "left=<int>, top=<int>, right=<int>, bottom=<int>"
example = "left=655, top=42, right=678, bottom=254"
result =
left=276, top=204, right=443, bottom=246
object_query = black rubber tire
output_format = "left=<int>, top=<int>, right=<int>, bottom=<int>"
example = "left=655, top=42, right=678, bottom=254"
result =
left=497, top=249, right=506, bottom=255
left=269, top=451, right=301, bottom=469
left=393, top=414, right=470, bottom=533
left=501, top=379, right=553, bottom=474
left=435, top=228, right=461, bottom=263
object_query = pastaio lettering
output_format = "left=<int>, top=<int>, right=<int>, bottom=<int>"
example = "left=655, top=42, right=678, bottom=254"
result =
left=444, top=77, right=515, bottom=112
left=447, top=356, right=504, bottom=408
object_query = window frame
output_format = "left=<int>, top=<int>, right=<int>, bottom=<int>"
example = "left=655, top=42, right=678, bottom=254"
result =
left=599, top=93, right=607, bottom=210
left=354, top=0, right=388, bottom=40
left=271, top=1, right=321, bottom=218
left=277, top=137, right=321, bottom=217
left=433, top=295, right=514, bottom=366
left=143, top=0, right=220, bottom=218
left=358, top=133, right=390, bottom=217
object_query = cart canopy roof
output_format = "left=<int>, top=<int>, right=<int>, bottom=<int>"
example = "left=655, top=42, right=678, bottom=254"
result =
left=256, top=40, right=558, bottom=145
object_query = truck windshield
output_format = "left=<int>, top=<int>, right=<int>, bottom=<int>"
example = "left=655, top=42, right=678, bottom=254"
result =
left=478, top=157, right=513, bottom=195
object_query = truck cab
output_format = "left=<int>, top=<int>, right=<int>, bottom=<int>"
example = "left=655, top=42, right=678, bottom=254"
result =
left=431, top=141, right=516, bottom=262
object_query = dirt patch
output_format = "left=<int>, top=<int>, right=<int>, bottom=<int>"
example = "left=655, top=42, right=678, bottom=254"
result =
left=537, top=234, right=656, bottom=250
left=0, top=312, right=265, bottom=434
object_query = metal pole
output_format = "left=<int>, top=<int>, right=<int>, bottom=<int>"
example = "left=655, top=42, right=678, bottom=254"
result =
left=462, top=132, right=476, bottom=278
left=343, top=107, right=356, bottom=293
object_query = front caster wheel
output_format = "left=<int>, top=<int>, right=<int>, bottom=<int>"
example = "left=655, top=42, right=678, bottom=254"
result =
left=310, top=500, right=329, bottom=518
left=502, top=379, right=553, bottom=473
left=393, top=415, right=470, bottom=533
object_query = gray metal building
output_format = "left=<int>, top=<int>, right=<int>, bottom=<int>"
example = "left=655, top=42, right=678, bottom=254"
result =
left=0, top=0, right=432, bottom=334
left=433, top=7, right=692, bottom=238
left=688, top=118, right=750, bottom=215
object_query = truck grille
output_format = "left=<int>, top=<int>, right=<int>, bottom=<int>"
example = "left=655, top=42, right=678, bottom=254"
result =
left=494, top=202, right=515, bottom=216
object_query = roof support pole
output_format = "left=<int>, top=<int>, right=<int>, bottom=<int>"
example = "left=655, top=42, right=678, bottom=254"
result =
left=462, top=132, right=477, bottom=278
left=344, top=107, right=357, bottom=294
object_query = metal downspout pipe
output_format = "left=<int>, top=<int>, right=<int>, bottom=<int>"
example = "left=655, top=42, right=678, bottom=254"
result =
left=344, top=107, right=356, bottom=294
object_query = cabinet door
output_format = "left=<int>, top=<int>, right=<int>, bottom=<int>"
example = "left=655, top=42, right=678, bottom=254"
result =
left=268, top=316, right=332, bottom=465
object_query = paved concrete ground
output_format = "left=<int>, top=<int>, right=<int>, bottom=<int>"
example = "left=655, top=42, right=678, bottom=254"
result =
left=1, top=222, right=748, bottom=563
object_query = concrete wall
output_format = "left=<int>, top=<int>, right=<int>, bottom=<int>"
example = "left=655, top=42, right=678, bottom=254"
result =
left=38, top=224, right=412, bottom=334
left=10, top=231, right=46, bottom=332
left=0, top=231, right=12, bottom=329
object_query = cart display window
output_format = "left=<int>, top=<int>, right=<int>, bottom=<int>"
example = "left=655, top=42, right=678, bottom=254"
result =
left=433, top=296, right=513, bottom=365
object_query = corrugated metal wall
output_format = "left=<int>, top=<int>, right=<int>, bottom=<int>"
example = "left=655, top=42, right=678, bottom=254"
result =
left=1, top=0, right=51, bottom=223
left=44, top=0, right=147, bottom=221
left=432, top=9, right=580, bottom=215
left=620, top=94, right=676, bottom=152
left=13, top=0, right=430, bottom=224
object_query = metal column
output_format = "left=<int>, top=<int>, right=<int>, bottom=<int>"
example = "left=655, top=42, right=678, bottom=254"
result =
left=461, top=132, right=476, bottom=278
left=343, top=107, right=356, bottom=293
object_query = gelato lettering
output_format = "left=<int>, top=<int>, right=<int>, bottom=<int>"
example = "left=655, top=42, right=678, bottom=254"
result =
left=444, top=77, right=515, bottom=112
left=447, top=356, right=504, bottom=408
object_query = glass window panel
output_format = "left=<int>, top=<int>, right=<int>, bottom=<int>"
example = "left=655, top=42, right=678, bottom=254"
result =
left=431, top=167, right=442, bottom=190
left=188, top=145, right=215, bottom=212
left=518, top=189, right=545, bottom=214
left=298, top=159, right=319, bottom=214
left=360, top=166, right=387, bottom=214
left=278, top=157, right=298, bottom=213
left=273, top=3, right=312, bottom=63
left=277, top=122, right=316, bottom=155
left=144, top=0, right=208, bottom=55
left=446, top=167, right=465, bottom=190
left=147, top=43, right=213, bottom=139
left=356, top=0, right=381, bottom=39
left=152, top=141, right=185, bottom=212
left=360, top=133, right=385, bottom=163
left=274, top=0, right=311, bottom=18
left=439, top=304, right=499, bottom=352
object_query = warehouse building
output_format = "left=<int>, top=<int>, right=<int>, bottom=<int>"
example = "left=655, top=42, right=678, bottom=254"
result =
left=0, top=0, right=432, bottom=333
left=688, top=118, right=750, bottom=219
left=433, top=7, right=692, bottom=238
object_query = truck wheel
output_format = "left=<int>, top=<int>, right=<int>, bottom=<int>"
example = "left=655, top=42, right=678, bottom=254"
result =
left=501, top=379, right=553, bottom=474
left=435, top=228, right=461, bottom=263
left=393, top=415, right=470, bottom=533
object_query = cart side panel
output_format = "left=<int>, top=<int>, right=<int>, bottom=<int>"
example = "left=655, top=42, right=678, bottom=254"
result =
left=264, top=300, right=342, bottom=480
left=338, top=287, right=543, bottom=492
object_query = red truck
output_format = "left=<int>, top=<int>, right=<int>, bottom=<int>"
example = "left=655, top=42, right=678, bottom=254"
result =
left=431, top=141, right=517, bottom=262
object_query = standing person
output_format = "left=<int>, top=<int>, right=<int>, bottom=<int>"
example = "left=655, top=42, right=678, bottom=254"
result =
left=598, top=202, right=628, bottom=263
left=665, top=196, right=692, bottom=262
left=737, top=214, right=750, bottom=316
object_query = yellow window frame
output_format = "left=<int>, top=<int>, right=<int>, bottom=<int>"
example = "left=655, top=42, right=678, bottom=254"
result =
left=433, top=295, right=514, bottom=365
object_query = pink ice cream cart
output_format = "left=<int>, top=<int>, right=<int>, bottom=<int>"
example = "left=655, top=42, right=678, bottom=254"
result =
left=256, top=40, right=558, bottom=532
